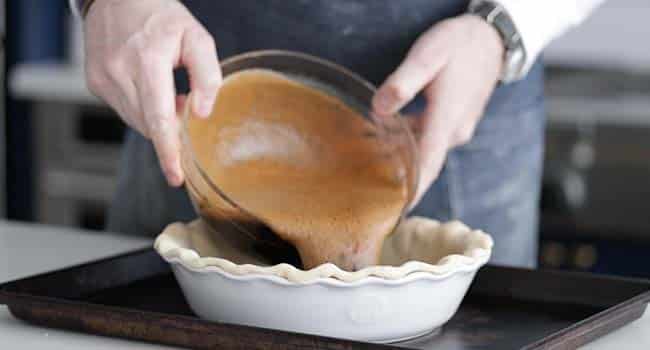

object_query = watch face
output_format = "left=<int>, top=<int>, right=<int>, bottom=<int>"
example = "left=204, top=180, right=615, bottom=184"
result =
left=502, top=46, right=526, bottom=83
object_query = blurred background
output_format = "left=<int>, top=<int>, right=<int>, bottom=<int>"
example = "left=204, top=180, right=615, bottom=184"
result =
left=2, top=1, right=650, bottom=277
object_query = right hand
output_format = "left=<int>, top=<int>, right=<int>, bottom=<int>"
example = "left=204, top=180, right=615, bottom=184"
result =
left=84, top=0, right=222, bottom=186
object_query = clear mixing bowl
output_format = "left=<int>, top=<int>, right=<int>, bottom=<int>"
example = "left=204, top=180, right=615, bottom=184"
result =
left=180, top=50, right=419, bottom=266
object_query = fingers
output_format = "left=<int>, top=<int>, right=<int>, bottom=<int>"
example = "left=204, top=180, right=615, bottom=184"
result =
left=176, top=94, right=188, bottom=115
left=408, top=76, right=479, bottom=210
left=136, top=56, right=184, bottom=186
left=181, top=27, right=222, bottom=118
left=90, top=56, right=184, bottom=188
left=408, top=96, right=451, bottom=210
left=407, top=77, right=460, bottom=209
left=83, top=0, right=211, bottom=188
left=87, top=53, right=150, bottom=135
left=373, top=28, right=448, bottom=117
left=148, top=120, right=184, bottom=187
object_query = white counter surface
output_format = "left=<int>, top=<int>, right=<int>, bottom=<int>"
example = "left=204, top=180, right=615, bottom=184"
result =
left=0, top=220, right=648, bottom=349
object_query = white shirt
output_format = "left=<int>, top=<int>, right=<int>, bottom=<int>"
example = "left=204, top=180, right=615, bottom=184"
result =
left=71, top=0, right=605, bottom=81
left=478, top=0, right=606, bottom=78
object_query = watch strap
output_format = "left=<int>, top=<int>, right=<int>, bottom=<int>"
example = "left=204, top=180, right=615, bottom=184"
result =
left=469, top=1, right=527, bottom=83
left=70, top=0, right=97, bottom=19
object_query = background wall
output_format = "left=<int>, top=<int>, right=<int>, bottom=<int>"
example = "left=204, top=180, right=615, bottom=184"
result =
left=545, top=0, right=650, bottom=72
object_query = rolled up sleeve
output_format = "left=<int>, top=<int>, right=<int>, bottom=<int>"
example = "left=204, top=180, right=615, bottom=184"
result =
left=471, top=0, right=605, bottom=79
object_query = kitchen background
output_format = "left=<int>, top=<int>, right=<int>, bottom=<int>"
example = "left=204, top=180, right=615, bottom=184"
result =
left=2, top=1, right=649, bottom=277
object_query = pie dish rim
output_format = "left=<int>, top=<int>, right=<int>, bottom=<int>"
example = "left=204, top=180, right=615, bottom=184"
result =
left=154, top=216, right=494, bottom=286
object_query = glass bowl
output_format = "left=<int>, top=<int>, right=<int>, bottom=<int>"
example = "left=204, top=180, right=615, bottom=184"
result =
left=180, top=50, right=419, bottom=265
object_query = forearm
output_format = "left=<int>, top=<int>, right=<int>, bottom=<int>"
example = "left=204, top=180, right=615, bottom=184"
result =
left=473, top=0, right=605, bottom=78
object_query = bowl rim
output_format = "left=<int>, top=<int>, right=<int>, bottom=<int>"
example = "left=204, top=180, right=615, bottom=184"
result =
left=179, top=50, right=421, bottom=234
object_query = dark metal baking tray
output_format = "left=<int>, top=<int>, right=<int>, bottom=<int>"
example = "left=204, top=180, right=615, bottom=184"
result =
left=1, top=249, right=649, bottom=349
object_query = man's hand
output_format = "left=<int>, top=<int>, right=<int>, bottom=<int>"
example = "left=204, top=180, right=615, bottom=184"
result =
left=84, top=0, right=221, bottom=186
left=372, top=14, right=504, bottom=208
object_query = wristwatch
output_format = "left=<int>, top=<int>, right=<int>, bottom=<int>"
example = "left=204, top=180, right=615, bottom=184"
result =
left=468, top=1, right=526, bottom=84
left=69, top=0, right=96, bottom=19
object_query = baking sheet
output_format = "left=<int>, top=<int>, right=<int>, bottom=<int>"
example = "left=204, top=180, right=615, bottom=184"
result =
left=1, top=249, right=648, bottom=349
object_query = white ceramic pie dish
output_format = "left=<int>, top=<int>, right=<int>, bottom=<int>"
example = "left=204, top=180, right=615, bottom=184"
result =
left=154, top=217, right=493, bottom=343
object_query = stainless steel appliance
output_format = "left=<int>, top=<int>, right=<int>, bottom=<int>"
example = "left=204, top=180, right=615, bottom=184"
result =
left=540, top=66, right=650, bottom=276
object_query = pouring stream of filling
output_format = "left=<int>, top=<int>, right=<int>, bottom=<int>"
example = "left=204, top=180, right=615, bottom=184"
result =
left=186, top=69, right=408, bottom=271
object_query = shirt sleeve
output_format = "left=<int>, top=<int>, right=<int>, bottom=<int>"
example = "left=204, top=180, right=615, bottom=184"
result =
left=471, top=0, right=606, bottom=79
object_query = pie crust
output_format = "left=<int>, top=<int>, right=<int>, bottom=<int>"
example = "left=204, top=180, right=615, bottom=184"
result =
left=154, top=216, right=493, bottom=283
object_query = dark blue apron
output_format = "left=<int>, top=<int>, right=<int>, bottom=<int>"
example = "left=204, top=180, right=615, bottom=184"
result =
left=108, top=0, right=545, bottom=268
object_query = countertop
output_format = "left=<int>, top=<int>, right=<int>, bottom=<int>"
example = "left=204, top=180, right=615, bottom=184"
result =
left=0, top=220, right=648, bottom=349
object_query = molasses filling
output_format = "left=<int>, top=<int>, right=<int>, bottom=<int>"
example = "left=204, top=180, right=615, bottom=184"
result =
left=186, top=69, right=408, bottom=271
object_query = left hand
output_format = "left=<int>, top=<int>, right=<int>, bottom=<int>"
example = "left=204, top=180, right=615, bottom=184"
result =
left=372, top=14, right=505, bottom=208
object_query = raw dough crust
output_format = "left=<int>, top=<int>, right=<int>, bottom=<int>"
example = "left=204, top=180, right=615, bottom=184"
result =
left=154, top=216, right=493, bottom=283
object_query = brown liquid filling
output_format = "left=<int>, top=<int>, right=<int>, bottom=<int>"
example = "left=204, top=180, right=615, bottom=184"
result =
left=186, top=69, right=408, bottom=271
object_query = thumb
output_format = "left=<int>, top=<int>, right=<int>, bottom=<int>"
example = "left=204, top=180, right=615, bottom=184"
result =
left=408, top=93, right=453, bottom=211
